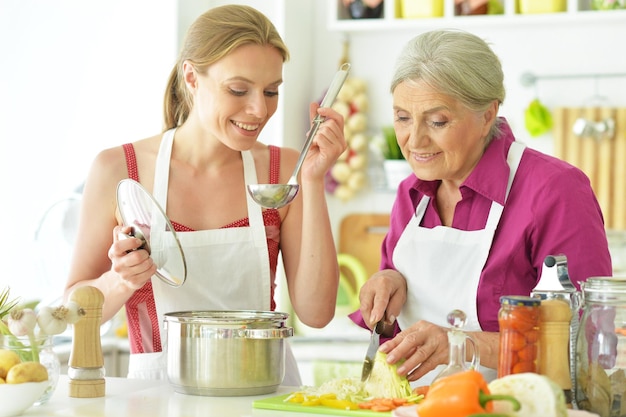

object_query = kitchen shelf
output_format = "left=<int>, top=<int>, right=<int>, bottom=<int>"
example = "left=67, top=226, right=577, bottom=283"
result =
left=328, top=0, right=626, bottom=32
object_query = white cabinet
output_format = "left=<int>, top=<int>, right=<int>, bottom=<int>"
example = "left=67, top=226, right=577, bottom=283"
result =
left=327, top=0, right=626, bottom=31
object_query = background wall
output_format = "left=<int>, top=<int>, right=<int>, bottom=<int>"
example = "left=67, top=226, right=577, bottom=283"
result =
left=0, top=0, right=178, bottom=298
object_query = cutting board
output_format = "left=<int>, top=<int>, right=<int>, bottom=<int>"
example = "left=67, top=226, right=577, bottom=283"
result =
left=253, top=393, right=392, bottom=416
left=553, top=106, right=626, bottom=230
left=339, top=213, right=390, bottom=279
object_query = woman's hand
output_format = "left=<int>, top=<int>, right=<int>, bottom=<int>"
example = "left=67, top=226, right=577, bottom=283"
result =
left=358, top=268, right=407, bottom=329
left=380, top=320, right=450, bottom=382
left=108, top=225, right=157, bottom=290
left=301, top=103, right=347, bottom=182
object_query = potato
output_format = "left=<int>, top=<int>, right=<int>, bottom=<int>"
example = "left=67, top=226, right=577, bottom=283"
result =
left=6, top=361, right=48, bottom=384
left=0, top=349, right=21, bottom=379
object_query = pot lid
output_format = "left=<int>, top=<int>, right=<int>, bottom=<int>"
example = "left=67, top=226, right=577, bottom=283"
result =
left=164, top=310, right=289, bottom=327
left=116, top=179, right=187, bottom=287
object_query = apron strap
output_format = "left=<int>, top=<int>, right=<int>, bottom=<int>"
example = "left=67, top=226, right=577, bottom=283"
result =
left=485, top=141, right=526, bottom=230
left=505, top=141, right=525, bottom=202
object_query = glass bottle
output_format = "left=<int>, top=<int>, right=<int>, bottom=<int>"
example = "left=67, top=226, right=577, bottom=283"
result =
left=433, top=309, right=479, bottom=383
left=1, top=334, right=61, bottom=405
left=498, top=296, right=541, bottom=378
left=575, top=276, right=626, bottom=417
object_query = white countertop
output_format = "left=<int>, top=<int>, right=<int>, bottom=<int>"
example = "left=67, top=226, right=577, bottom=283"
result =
left=22, top=375, right=320, bottom=417
left=23, top=375, right=603, bottom=417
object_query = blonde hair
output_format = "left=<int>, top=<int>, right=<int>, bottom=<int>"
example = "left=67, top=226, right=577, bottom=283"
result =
left=163, top=5, right=290, bottom=130
left=391, top=29, right=505, bottom=139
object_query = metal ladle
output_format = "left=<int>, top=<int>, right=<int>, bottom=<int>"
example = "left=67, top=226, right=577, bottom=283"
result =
left=247, top=63, right=351, bottom=209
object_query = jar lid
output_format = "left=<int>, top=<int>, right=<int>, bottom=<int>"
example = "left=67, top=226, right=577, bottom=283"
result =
left=582, top=276, right=626, bottom=303
left=500, top=295, right=541, bottom=307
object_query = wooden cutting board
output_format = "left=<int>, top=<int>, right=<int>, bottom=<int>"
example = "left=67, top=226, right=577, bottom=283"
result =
left=339, top=213, right=390, bottom=279
left=553, top=107, right=626, bottom=230
left=253, top=393, right=391, bottom=416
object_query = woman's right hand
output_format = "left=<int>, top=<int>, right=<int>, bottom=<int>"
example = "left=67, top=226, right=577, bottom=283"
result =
left=109, top=225, right=157, bottom=290
left=358, top=268, right=407, bottom=329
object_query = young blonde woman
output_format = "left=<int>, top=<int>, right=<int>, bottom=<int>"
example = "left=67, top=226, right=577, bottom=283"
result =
left=65, top=5, right=346, bottom=385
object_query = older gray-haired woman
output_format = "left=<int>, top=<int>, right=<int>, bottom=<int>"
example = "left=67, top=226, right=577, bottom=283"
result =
left=352, top=29, right=611, bottom=385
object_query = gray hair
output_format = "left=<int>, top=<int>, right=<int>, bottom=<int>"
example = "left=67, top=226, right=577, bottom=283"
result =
left=390, top=29, right=505, bottom=139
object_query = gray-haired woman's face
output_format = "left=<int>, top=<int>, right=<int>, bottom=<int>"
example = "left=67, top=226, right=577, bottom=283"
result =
left=392, top=79, right=497, bottom=187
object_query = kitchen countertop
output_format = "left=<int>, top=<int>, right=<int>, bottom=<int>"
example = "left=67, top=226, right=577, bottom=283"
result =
left=21, top=375, right=324, bottom=417
left=21, top=375, right=600, bottom=417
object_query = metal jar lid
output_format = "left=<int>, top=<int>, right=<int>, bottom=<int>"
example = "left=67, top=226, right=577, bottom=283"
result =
left=499, top=295, right=541, bottom=307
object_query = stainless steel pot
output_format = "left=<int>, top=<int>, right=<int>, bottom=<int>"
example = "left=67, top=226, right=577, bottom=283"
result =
left=164, top=310, right=293, bottom=396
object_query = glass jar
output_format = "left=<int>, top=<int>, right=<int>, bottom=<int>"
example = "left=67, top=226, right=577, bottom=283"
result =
left=575, top=276, right=626, bottom=417
left=1, top=335, right=61, bottom=405
left=498, top=295, right=541, bottom=378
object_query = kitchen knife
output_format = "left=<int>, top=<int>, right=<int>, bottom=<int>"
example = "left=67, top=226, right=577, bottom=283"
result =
left=361, top=320, right=384, bottom=382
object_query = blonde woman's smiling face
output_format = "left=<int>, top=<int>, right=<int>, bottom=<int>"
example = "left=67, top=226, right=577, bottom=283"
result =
left=185, top=43, right=284, bottom=151
left=392, top=79, right=496, bottom=187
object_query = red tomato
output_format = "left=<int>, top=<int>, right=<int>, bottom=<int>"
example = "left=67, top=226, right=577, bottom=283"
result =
left=507, top=307, right=539, bottom=332
left=512, top=360, right=536, bottom=374
left=518, top=343, right=538, bottom=361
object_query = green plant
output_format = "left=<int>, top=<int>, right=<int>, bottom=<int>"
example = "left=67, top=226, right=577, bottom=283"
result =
left=0, top=287, right=19, bottom=320
left=381, top=126, right=404, bottom=160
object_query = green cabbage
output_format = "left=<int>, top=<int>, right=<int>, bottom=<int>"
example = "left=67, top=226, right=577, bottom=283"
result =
left=488, top=372, right=567, bottom=417
left=363, top=351, right=413, bottom=398
left=315, top=377, right=364, bottom=402
left=293, top=351, right=414, bottom=403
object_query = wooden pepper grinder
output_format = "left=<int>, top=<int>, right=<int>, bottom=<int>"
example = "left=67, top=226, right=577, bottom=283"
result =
left=538, top=298, right=573, bottom=406
left=68, top=286, right=106, bottom=398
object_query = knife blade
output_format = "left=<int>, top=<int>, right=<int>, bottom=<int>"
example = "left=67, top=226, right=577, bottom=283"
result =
left=361, top=320, right=383, bottom=382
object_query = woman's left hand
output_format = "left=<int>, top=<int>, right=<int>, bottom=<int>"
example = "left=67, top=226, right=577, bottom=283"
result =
left=301, top=103, right=347, bottom=181
left=379, top=319, right=450, bottom=382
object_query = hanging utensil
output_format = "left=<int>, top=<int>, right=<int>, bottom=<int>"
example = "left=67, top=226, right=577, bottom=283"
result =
left=361, top=320, right=383, bottom=382
left=247, top=63, right=351, bottom=209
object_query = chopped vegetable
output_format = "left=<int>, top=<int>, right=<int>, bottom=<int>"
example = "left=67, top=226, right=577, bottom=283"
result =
left=284, top=353, right=424, bottom=412
left=413, top=385, right=430, bottom=397
left=417, top=370, right=520, bottom=417
left=363, top=351, right=413, bottom=399
left=357, top=397, right=420, bottom=412
left=488, top=372, right=567, bottom=417
left=285, top=391, right=359, bottom=410
left=285, top=377, right=366, bottom=405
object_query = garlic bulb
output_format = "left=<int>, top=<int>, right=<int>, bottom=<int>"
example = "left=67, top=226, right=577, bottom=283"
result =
left=63, top=301, right=85, bottom=324
left=7, top=308, right=37, bottom=336
left=326, top=75, right=371, bottom=201
left=37, top=305, right=68, bottom=335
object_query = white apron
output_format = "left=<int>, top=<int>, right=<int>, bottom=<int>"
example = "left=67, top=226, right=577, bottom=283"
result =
left=393, top=141, right=525, bottom=386
left=127, top=129, right=301, bottom=386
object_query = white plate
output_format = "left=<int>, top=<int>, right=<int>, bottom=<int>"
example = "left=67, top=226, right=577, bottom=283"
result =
left=392, top=405, right=600, bottom=417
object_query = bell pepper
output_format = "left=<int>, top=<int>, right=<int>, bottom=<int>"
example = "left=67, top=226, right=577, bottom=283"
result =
left=417, top=370, right=520, bottom=417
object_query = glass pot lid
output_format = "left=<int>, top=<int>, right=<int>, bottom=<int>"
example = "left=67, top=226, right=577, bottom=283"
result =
left=116, top=179, right=187, bottom=287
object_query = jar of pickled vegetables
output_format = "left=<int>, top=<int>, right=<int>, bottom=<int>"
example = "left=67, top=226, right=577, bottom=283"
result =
left=498, top=295, right=541, bottom=378
left=575, top=276, right=626, bottom=417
